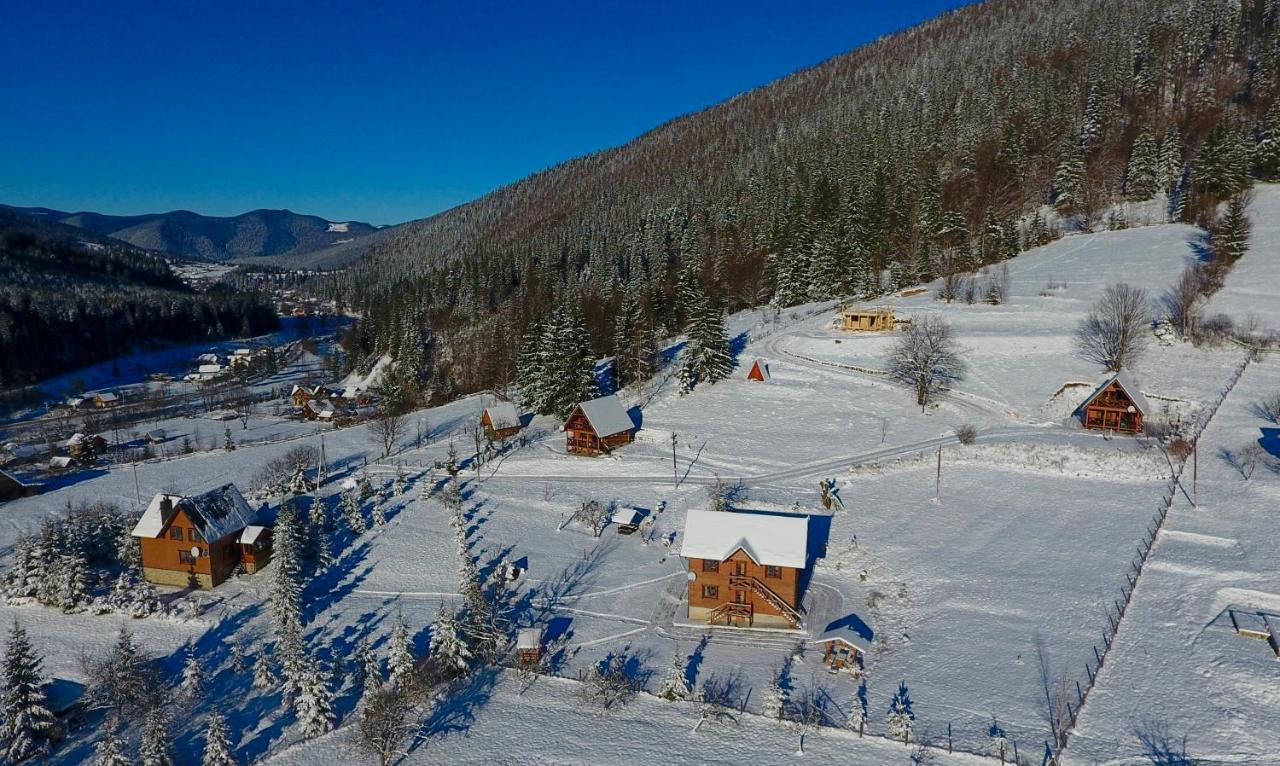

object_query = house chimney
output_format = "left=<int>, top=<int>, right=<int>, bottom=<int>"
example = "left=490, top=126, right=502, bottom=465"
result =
left=160, top=496, right=174, bottom=515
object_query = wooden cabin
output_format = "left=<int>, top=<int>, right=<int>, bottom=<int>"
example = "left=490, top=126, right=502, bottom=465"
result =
left=811, top=616, right=873, bottom=672
left=516, top=627, right=544, bottom=665
left=93, top=392, right=121, bottom=409
left=481, top=402, right=522, bottom=441
left=564, top=394, right=637, bottom=456
left=290, top=385, right=314, bottom=407
left=0, top=469, right=42, bottom=501
left=64, top=433, right=108, bottom=461
left=746, top=359, right=771, bottom=382
left=130, top=484, right=265, bottom=589
left=680, top=509, right=808, bottom=629
left=1079, top=370, right=1149, bottom=434
left=304, top=398, right=336, bottom=421
left=840, top=306, right=895, bottom=332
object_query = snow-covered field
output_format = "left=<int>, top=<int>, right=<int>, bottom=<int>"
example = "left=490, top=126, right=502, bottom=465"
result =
left=4, top=189, right=1280, bottom=765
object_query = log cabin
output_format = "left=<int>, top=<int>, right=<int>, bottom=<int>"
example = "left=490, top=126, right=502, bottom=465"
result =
left=680, top=509, right=808, bottom=629
left=746, top=359, right=771, bottom=382
left=564, top=394, right=637, bottom=456
left=481, top=402, right=522, bottom=441
left=1079, top=369, right=1150, bottom=434
left=840, top=306, right=895, bottom=332
left=130, top=484, right=267, bottom=589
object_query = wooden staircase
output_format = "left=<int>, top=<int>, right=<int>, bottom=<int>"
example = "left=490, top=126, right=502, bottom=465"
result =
left=728, top=575, right=802, bottom=628
left=708, top=600, right=753, bottom=626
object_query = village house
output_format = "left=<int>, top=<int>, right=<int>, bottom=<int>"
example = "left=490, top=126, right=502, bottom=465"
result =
left=304, top=398, right=336, bottom=421
left=746, top=358, right=771, bottom=382
left=63, top=433, right=108, bottom=461
left=840, top=306, right=895, bottom=332
left=481, top=402, right=522, bottom=441
left=93, top=391, right=121, bottom=408
left=680, top=509, right=808, bottom=629
left=564, top=394, right=637, bottom=456
left=290, top=384, right=314, bottom=407
left=1078, top=369, right=1149, bottom=434
left=130, top=484, right=270, bottom=589
left=228, top=348, right=254, bottom=367
left=0, top=469, right=42, bottom=501
left=197, top=352, right=221, bottom=365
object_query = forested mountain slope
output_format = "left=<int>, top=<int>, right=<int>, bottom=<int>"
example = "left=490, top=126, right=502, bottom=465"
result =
left=0, top=209, right=278, bottom=386
left=3, top=205, right=381, bottom=266
left=334, top=1, right=1280, bottom=401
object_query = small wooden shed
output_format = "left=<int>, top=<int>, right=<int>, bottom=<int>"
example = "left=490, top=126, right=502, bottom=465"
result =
left=517, top=626, right=544, bottom=664
left=811, top=616, right=873, bottom=672
left=841, top=306, right=895, bottom=332
left=746, top=359, right=771, bottom=382
left=1079, top=370, right=1149, bottom=434
left=481, top=402, right=522, bottom=441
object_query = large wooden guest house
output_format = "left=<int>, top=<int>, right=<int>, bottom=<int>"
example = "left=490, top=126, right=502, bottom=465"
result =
left=564, top=394, right=637, bottom=456
left=1079, top=369, right=1150, bottom=434
left=130, top=484, right=271, bottom=589
left=680, top=509, right=808, bottom=629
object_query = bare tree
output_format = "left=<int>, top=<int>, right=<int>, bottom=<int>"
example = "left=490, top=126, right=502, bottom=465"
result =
left=888, top=315, right=966, bottom=410
left=370, top=411, right=406, bottom=459
left=577, top=653, right=640, bottom=712
left=1035, top=636, right=1073, bottom=749
left=1076, top=283, right=1151, bottom=371
left=788, top=680, right=832, bottom=756
left=357, top=685, right=415, bottom=766
left=1162, top=267, right=1203, bottom=339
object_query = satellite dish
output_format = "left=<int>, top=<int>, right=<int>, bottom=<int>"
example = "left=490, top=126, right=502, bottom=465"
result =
left=686, top=571, right=696, bottom=582
left=190, top=546, right=202, bottom=558
left=1127, top=405, right=1136, bottom=413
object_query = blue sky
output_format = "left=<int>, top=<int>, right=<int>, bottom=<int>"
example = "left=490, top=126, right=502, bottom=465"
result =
left=0, top=1, right=968, bottom=225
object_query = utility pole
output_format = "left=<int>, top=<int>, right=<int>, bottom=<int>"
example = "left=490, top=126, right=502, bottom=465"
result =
left=318, top=434, right=328, bottom=487
left=1192, top=437, right=1198, bottom=505
left=132, top=461, right=141, bottom=509
left=935, top=444, right=942, bottom=502
left=671, top=433, right=679, bottom=488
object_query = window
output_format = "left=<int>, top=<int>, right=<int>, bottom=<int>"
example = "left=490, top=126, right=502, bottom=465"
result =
left=178, top=550, right=194, bottom=565
left=169, top=527, right=184, bottom=542
left=765, top=565, right=782, bottom=579
left=701, top=560, right=719, bottom=573
left=189, top=528, right=204, bottom=543
left=701, top=585, right=719, bottom=600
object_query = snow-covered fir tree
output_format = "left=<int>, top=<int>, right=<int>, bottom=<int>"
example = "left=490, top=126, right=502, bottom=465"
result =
left=678, top=287, right=733, bottom=393
left=762, top=666, right=787, bottom=720
left=270, top=501, right=308, bottom=699
left=288, top=464, right=312, bottom=496
left=392, top=463, right=407, bottom=495
left=201, top=711, right=237, bottom=766
left=107, top=562, right=163, bottom=618
left=1052, top=143, right=1086, bottom=213
left=1125, top=127, right=1159, bottom=200
left=387, top=615, right=416, bottom=689
left=91, top=719, right=132, bottom=766
left=53, top=549, right=90, bottom=612
left=356, top=637, right=383, bottom=694
left=341, top=491, right=367, bottom=535
left=517, top=295, right=598, bottom=417
left=372, top=499, right=388, bottom=527
left=1, top=537, right=41, bottom=599
left=886, top=681, right=915, bottom=743
left=293, top=665, right=335, bottom=738
left=429, top=607, right=473, bottom=675
left=229, top=641, right=249, bottom=674
left=1, top=620, right=58, bottom=763
left=139, top=707, right=175, bottom=766
left=179, top=646, right=205, bottom=698
left=252, top=651, right=276, bottom=690
left=223, top=425, right=235, bottom=451
left=657, top=648, right=690, bottom=702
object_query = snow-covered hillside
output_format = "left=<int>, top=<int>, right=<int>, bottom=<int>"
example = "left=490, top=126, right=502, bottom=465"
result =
left=3, top=188, right=1279, bottom=766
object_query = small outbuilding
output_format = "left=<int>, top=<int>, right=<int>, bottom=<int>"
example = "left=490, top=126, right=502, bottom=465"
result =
left=840, top=306, right=895, bottom=332
left=1078, top=369, right=1149, bottom=434
left=481, top=402, right=522, bottom=441
left=746, top=359, right=771, bottom=382
left=517, top=626, right=544, bottom=664
left=564, top=394, right=637, bottom=456
left=611, top=507, right=644, bottom=534
left=811, top=615, right=874, bottom=672
left=0, top=469, right=42, bottom=501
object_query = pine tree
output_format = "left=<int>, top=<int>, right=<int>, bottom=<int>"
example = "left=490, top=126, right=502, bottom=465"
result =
left=54, top=549, right=90, bottom=612
left=1218, top=193, right=1252, bottom=263
left=1, top=621, right=57, bottom=763
left=657, top=648, right=690, bottom=701
left=92, top=718, right=132, bottom=766
left=387, top=615, right=416, bottom=689
left=372, top=500, right=388, bottom=526
left=223, top=425, right=235, bottom=451
left=762, top=667, right=787, bottom=719
left=201, top=711, right=237, bottom=766
left=271, top=501, right=307, bottom=699
left=294, top=665, right=335, bottom=738
left=1, top=537, right=40, bottom=599
left=108, top=562, right=163, bottom=617
left=1195, top=121, right=1250, bottom=200
left=139, top=707, right=175, bottom=766
left=429, top=608, right=472, bottom=675
left=886, top=681, right=915, bottom=743
left=341, top=491, right=367, bottom=535
left=288, top=464, right=312, bottom=496
left=1124, top=127, right=1159, bottom=200
left=252, top=651, right=276, bottom=691
left=392, top=463, right=407, bottom=496
left=678, top=288, right=733, bottom=392
left=1053, top=143, right=1085, bottom=213
left=229, top=641, right=249, bottom=674
left=356, top=638, right=383, bottom=694
left=1255, top=101, right=1280, bottom=180
left=179, top=646, right=205, bottom=698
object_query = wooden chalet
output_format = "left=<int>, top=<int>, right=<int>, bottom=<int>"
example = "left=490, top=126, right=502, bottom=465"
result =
left=680, top=509, right=808, bottom=629
left=811, top=615, right=873, bottom=672
left=564, top=394, right=637, bottom=456
left=840, top=306, right=895, bottom=332
left=746, top=358, right=771, bottom=382
left=93, top=392, right=121, bottom=408
left=130, top=484, right=269, bottom=589
left=0, top=469, right=42, bottom=501
left=290, top=385, right=314, bottom=407
left=1079, top=370, right=1150, bottom=434
left=481, top=402, right=522, bottom=441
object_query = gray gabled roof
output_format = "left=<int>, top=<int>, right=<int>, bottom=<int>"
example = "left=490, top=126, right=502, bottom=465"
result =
left=484, top=402, right=521, bottom=430
left=574, top=394, right=635, bottom=438
left=1081, top=368, right=1152, bottom=416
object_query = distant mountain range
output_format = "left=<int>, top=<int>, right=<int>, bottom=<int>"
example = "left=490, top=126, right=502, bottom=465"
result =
left=0, top=205, right=390, bottom=268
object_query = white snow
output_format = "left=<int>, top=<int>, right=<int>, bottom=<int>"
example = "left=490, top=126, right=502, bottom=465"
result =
left=326, top=222, right=350, bottom=233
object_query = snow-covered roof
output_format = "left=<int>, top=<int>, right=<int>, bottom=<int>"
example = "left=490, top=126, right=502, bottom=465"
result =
left=0, top=468, right=41, bottom=488
left=517, top=627, right=543, bottom=649
left=611, top=507, right=644, bottom=527
left=812, top=615, right=874, bottom=653
left=94, top=392, right=119, bottom=403
left=307, top=399, right=335, bottom=418
left=484, top=402, right=520, bottom=430
left=680, top=509, right=808, bottom=569
left=239, top=525, right=268, bottom=545
left=574, top=394, right=635, bottom=438
left=1081, top=369, right=1152, bottom=416
left=131, top=484, right=256, bottom=542
left=48, top=456, right=72, bottom=469
left=145, top=429, right=166, bottom=442
left=198, top=364, right=223, bottom=374
left=197, top=353, right=220, bottom=363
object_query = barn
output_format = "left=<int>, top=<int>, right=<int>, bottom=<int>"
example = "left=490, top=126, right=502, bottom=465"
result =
left=481, top=402, right=522, bottom=441
left=681, top=509, right=808, bottom=629
left=130, top=484, right=267, bottom=589
left=564, top=394, right=637, bottom=456
left=1079, top=369, right=1150, bottom=434
left=746, top=359, right=771, bottom=382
